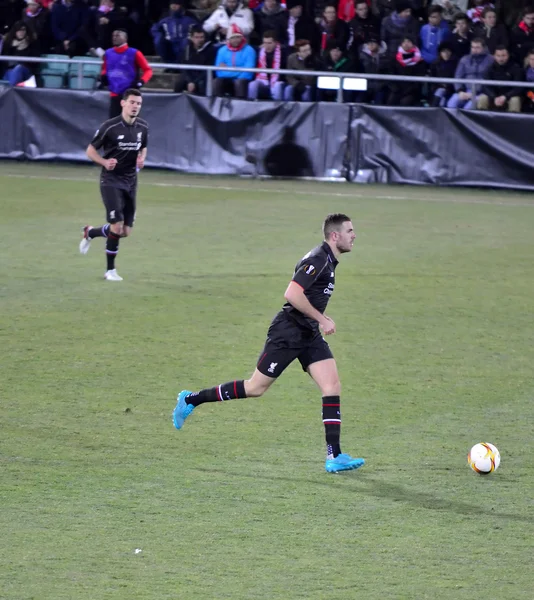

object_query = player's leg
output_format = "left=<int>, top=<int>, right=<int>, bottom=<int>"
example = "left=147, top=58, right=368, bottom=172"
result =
left=96, top=186, right=125, bottom=280
left=172, top=343, right=297, bottom=430
left=300, top=342, right=365, bottom=473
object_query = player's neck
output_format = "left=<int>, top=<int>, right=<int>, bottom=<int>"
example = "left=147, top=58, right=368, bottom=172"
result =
left=121, top=113, right=136, bottom=125
left=325, top=240, right=340, bottom=259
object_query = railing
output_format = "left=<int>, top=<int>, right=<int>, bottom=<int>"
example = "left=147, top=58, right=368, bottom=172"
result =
left=1, top=55, right=533, bottom=103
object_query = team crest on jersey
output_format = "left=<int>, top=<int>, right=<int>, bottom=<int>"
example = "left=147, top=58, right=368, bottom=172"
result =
left=303, top=264, right=315, bottom=276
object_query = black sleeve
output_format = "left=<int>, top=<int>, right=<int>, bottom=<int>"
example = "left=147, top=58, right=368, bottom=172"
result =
left=90, top=125, right=107, bottom=150
left=292, top=259, right=327, bottom=290
left=142, top=127, right=148, bottom=150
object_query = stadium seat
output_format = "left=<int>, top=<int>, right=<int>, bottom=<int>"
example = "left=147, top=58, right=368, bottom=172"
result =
left=40, top=54, right=69, bottom=88
left=0, top=79, right=10, bottom=86
left=68, top=75, right=97, bottom=90
left=69, top=56, right=101, bottom=77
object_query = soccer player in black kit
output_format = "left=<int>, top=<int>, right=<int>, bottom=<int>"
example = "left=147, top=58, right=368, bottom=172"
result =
left=79, top=88, right=148, bottom=281
left=173, top=214, right=365, bottom=473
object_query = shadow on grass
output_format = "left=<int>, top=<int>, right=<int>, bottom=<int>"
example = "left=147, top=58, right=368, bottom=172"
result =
left=195, top=467, right=532, bottom=524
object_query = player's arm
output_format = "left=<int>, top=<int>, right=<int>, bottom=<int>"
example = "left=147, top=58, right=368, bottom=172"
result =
left=136, top=146, right=147, bottom=170
left=86, top=127, right=116, bottom=170
left=284, top=282, right=336, bottom=335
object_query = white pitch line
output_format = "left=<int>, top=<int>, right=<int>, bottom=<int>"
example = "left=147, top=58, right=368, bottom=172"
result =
left=2, top=172, right=534, bottom=207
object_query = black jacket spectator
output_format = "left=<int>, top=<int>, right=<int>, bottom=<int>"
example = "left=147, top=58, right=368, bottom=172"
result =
left=318, top=5, right=351, bottom=52
left=253, top=0, right=288, bottom=45
left=511, top=10, right=534, bottom=63
left=381, top=2, right=420, bottom=57
left=482, top=56, right=523, bottom=99
left=376, top=0, right=395, bottom=19
left=347, top=10, right=381, bottom=56
left=0, top=0, right=25, bottom=36
left=22, top=1, right=53, bottom=53
left=50, top=0, right=90, bottom=54
left=174, top=32, right=216, bottom=95
left=472, top=21, right=508, bottom=54
left=81, top=2, right=138, bottom=57
left=0, top=20, right=40, bottom=84
left=430, top=44, right=457, bottom=105
left=359, top=38, right=390, bottom=99
left=284, top=1, right=321, bottom=52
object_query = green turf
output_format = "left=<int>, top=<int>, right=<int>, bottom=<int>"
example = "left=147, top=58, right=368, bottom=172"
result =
left=1, top=163, right=533, bottom=600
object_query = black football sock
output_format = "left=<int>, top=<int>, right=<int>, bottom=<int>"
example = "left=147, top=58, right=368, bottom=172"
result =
left=323, top=396, right=341, bottom=459
left=88, top=224, right=110, bottom=239
left=106, top=230, right=120, bottom=270
left=186, top=380, right=247, bottom=406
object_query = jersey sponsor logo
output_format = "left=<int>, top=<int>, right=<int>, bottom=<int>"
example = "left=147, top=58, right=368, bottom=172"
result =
left=109, top=210, right=116, bottom=219
left=137, top=132, right=142, bottom=141
left=303, top=264, right=316, bottom=276
left=324, top=282, right=335, bottom=295
left=267, top=362, right=278, bottom=374
left=117, top=135, right=125, bottom=139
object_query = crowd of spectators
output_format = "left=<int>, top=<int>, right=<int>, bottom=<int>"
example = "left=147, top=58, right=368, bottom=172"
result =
left=1, top=0, right=534, bottom=111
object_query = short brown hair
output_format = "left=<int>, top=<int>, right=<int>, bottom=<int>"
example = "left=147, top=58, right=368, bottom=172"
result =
left=122, top=88, right=142, bottom=100
left=323, top=213, right=351, bottom=238
left=295, top=39, right=311, bottom=49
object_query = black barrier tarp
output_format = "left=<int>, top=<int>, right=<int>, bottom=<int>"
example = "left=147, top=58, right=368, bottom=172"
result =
left=349, top=105, right=534, bottom=189
left=1, top=87, right=534, bottom=189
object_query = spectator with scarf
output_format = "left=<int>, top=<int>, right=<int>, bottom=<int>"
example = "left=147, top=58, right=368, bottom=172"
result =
left=466, top=0, right=493, bottom=24
left=388, top=36, right=425, bottom=105
left=22, top=0, right=53, bottom=53
left=213, top=24, right=256, bottom=98
left=420, top=5, right=451, bottom=65
left=284, top=38, right=318, bottom=101
left=472, top=7, right=508, bottom=54
left=248, top=30, right=286, bottom=100
left=0, top=20, right=39, bottom=85
left=447, top=36, right=493, bottom=108
left=381, top=0, right=420, bottom=58
left=524, top=48, right=534, bottom=111
left=203, top=0, right=253, bottom=44
left=347, top=0, right=380, bottom=57
left=253, top=0, right=288, bottom=46
left=318, top=4, right=350, bottom=52
left=151, top=1, right=198, bottom=63
left=511, top=6, right=534, bottom=64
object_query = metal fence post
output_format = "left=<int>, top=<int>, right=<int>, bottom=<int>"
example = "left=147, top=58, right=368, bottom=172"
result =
left=77, top=62, right=83, bottom=89
left=206, top=69, right=213, bottom=98
left=337, top=77, right=344, bottom=103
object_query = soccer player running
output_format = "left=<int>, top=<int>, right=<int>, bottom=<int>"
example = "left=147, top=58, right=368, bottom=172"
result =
left=79, top=88, right=148, bottom=281
left=173, top=214, right=365, bottom=473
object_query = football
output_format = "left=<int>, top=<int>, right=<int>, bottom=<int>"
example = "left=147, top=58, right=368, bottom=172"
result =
left=468, top=443, right=501, bottom=475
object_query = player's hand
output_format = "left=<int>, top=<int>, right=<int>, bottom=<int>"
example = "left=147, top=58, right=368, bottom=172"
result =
left=136, top=155, right=145, bottom=170
left=104, top=158, right=117, bottom=171
left=320, top=316, right=336, bottom=336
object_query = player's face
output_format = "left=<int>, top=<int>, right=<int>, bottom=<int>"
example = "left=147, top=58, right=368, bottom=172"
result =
left=333, top=221, right=356, bottom=254
left=121, top=94, right=143, bottom=118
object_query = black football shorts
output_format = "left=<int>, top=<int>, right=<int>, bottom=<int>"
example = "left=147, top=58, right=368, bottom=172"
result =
left=100, top=185, right=136, bottom=227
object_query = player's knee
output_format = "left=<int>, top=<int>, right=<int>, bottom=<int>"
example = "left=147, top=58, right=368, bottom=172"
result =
left=322, top=379, right=341, bottom=397
left=244, top=379, right=269, bottom=398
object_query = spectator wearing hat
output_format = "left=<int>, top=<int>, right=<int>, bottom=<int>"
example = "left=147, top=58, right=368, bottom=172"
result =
left=318, top=39, right=356, bottom=101
left=174, top=25, right=216, bottom=95
left=50, top=0, right=90, bottom=55
left=203, top=0, right=253, bottom=44
left=151, top=1, right=198, bottom=63
left=450, top=12, right=472, bottom=59
left=285, top=0, right=320, bottom=52
left=347, top=0, right=380, bottom=58
left=420, top=5, right=451, bottom=65
left=387, top=35, right=425, bottom=105
left=381, top=1, right=420, bottom=58
left=358, top=36, right=389, bottom=104
left=477, top=45, right=522, bottom=112
left=318, top=4, right=350, bottom=52
left=429, top=41, right=457, bottom=105
left=472, top=7, right=508, bottom=54
left=253, top=0, right=288, bottom=46
left=447, top=36, right=493, bottom=108
left=0, top=20, right=40, bottom=85
left=22, top=0, right=53, bottom=53
left=284, top=39, right=318, bottom=101
left=213, top=23, right=256, bottom=98
left=101, top=29, right=153, bottom=117
left=248, top=30, right=286, bottom=100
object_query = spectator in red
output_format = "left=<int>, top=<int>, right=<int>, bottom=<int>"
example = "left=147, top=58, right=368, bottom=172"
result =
left=50, top=0, right=90, bottom=56
left=511, top=6, right=534, bottom=64
left=450, top=12, right=472, bottom=58
left=0, top=21, right=39, bottom=85
left=101, top=29, right=153, bottom=118
left=381, top=1, right=420, bottom=58
left=347, top=0, right=380, bottom=57
left=472, top=7, right=508, bottom=54
left=319, top=4, right=350, bottom=52
left=337, top=0, right=356, bottom=23
left=23, top=0, right=53, bottom=53
left=388, top=36, right=425, bottom=105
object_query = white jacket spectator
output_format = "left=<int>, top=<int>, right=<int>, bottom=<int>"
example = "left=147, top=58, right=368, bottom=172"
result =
left=203, top=0, right=254, bottom=42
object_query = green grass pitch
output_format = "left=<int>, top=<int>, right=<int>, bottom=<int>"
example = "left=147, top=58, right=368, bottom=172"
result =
left=1, top=163, right=533, bottom=600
